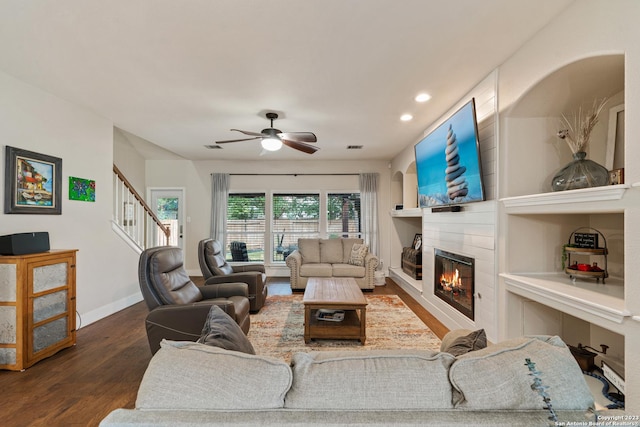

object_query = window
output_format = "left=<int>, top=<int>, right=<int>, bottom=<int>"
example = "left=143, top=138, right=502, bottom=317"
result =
left=327, top=193, right=361, bottom=238
left=226, top=193, right=265, bottom=261
left=272, top=193, right=320, bottom=262
left=225, top=191, right=360, bottom=263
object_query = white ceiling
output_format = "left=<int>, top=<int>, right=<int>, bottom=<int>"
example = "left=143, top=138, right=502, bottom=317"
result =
left=0, top=0, right=574, bottom=161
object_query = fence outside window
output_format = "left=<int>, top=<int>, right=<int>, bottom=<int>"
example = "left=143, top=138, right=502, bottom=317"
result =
left=226, top=192, right=360, bottom=262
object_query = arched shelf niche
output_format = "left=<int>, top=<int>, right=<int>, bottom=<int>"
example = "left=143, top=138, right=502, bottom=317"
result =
left=403, top=161, right=418, bottom=209
left=391, top=170, right=403, bottom=208
left=502, top=54, right=624, bottom=198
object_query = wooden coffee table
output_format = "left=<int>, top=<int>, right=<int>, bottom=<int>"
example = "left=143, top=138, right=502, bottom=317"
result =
left=302, top=277, right=368, bottom=344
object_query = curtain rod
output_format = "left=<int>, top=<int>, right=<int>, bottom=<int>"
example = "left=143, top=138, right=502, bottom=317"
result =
left=219, top=173, right=361, bottom=176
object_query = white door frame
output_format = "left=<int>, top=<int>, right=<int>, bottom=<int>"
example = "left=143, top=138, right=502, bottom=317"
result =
left=148, top=187, right=186, bottom=250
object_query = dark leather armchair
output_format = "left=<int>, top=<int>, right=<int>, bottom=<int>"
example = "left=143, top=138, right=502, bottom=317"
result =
left=139, top=246, right=251, bottom=354
left=198, top=238, right=267, bottom=312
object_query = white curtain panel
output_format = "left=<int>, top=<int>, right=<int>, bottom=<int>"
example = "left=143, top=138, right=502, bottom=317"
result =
left=210, top=173, right=230, bottom=249
left=359, top=173, right=379, bottom=257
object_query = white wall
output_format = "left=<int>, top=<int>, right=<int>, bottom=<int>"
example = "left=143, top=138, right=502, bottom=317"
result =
left=0, top=70, right=141, bottom=327
left=144, top=159, right=392, bottom=275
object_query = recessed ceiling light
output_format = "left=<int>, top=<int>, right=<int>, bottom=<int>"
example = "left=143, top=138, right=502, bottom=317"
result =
left=415, top=93, right=432, bottom=103
left=400, top=114, right=413, bottom=122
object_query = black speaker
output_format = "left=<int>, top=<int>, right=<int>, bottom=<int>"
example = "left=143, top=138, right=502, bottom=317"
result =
left=431, top=205, right=462, bottom=213
left=0, top=232, right=50, bottom=255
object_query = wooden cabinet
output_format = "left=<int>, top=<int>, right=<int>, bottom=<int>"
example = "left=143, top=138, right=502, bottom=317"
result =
left=0, top=250, right=77, bottom=371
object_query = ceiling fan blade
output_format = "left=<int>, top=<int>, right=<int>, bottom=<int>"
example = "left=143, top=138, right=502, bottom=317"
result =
left=281, top=138, right=320, bottom=154
left=278, top=132, right=317, bottom=143
left=230, top=129, right=266, bottom=137
left=215, top=136, right=261, bottom=144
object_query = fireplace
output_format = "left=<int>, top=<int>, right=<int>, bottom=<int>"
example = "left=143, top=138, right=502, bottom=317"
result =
left=434, top=249, right=474, bottom=320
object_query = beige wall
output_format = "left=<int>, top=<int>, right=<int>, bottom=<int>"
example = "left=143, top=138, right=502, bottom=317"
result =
left=0, top=70, right=141, bottom=327
left=113, top=128, right=147, bottom=195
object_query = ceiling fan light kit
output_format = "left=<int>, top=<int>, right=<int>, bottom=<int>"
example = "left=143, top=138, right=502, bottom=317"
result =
left=261, top=137, right=283, bottom=151
left=215, top=112, right=319, bottom=154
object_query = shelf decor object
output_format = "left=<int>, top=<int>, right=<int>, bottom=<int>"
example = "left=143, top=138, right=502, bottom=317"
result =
left=551, top=151, right=609, bottom=191
left=563, top=227, right=608, bottom=283
left=552, top=99, right=609, bottom=191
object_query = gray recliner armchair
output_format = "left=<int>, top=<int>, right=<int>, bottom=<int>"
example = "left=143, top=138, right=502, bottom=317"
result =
left=198, top=238, right=268, bottom=312
left=139, top=246, right=251, bottom=354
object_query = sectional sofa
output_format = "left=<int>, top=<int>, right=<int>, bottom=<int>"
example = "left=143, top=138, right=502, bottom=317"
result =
left=100, top=333, right=605, bottom=426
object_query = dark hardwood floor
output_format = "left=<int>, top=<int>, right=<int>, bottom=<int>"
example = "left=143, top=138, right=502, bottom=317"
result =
left=1, top=277, right=446, bottom=427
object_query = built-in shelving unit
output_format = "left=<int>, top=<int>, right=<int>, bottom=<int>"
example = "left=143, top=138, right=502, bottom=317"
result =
left=388, top=164, right=423, bottom=296
left=501, top=185, right=628, bottom=213
left=499, top=54, right=632, bottom=404
left=500, top=186, right=628, bottom=327
left=389, top=166, right=423, bottom=280
left=501, top=273, right=627, bottom=324
left=389, top=208, right=422, bottom=218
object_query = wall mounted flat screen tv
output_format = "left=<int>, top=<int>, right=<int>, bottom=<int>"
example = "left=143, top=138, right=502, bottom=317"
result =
left=414, top=98, right=485, bottom=208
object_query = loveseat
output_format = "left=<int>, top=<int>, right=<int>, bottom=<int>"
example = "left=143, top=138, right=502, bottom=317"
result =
left=286, top=238, right=379, bottom=290
left=101, top=333, right=603, bottom=426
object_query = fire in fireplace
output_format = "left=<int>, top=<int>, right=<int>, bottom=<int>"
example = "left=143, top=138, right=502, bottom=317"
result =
left=434, top=249, right=474, bottom=320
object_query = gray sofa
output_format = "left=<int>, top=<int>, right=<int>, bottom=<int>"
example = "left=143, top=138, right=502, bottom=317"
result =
left=286, top=238, right=379, bottom=290
left=101, top=334, right=602, bottom=426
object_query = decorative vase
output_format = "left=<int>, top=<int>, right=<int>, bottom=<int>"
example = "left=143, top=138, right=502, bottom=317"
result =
left=551, top=152, right=609, bottom=191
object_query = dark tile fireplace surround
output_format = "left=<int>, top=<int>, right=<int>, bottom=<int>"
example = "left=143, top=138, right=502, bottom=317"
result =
left=434, top=249, right=475, bottom=320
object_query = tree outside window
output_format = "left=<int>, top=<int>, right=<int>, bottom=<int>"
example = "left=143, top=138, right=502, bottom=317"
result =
left=328, top=193, right=361, bottom=238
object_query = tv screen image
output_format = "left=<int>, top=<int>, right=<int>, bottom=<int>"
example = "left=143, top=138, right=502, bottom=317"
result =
left=414, top=99, right=485, bottom=208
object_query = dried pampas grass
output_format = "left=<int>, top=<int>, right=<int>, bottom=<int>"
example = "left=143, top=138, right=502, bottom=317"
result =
left=557, top=98, right=608, bottom=154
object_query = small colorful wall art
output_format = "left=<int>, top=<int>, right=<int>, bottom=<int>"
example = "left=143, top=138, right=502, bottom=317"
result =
left=69, top=176, right=95, bottom=202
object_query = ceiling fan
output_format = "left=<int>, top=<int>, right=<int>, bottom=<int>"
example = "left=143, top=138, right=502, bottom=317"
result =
left=215, top=112, right=319, bottom=154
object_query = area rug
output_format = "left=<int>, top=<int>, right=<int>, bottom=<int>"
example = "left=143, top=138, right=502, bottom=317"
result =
left=248, top=294, right=441, bottom=362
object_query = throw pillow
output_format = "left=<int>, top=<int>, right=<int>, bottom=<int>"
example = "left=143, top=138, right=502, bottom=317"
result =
left=197, top=305, right=255, bottom=355
left=137, top=341, right=292, bottom=410
left=449, top=336, right=594, bottom=410
left=441, top=329, right=487, bottom=356
left=348, top=243, right=369, bottom=266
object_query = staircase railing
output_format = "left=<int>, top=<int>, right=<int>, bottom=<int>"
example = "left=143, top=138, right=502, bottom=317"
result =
left=112, top=164, right=170, bottom=251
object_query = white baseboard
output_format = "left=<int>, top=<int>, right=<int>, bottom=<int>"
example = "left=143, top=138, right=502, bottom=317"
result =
left=77, top=292, right=143, bottom=329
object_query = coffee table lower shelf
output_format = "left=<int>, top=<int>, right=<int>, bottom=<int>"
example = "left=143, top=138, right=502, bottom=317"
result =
left=305, top=308, right=366, bottom=344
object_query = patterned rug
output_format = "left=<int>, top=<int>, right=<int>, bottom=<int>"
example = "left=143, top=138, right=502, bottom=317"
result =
left=248, top=294, right=441, bottom=362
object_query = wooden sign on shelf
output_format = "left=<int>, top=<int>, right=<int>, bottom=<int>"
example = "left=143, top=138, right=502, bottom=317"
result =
left=573, top=232, right=598, bottom=249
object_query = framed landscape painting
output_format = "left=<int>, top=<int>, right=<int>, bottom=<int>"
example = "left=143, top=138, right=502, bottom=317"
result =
left=4, top=146, right=62, bottom=214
